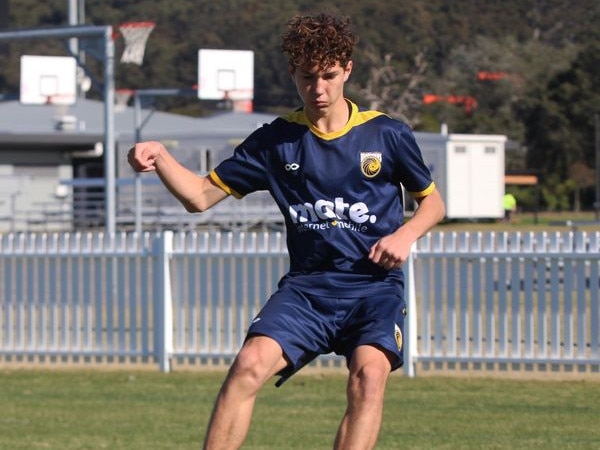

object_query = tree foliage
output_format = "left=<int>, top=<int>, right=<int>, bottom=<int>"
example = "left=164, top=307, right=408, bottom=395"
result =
left=2, top=0, right=599, bottom=210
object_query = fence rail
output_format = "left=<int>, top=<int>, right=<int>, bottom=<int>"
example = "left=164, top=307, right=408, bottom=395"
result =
left=1, top=230, right=599, bottom=376
left=411, top=231, right=600, bottom=375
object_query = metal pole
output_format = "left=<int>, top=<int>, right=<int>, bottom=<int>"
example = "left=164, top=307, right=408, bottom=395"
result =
left=404, top=244, right=418, bottom=378
left=103, top=27, right=116, bottom=234
left=10, top=191, right=21, bottom=232
left=68, top=0, right=79, bottom=56
left=595, top=114, right=600, bottom=221
left=0, top=25, right=110, bottom=40
left=134, top=92, right=143, bottom=236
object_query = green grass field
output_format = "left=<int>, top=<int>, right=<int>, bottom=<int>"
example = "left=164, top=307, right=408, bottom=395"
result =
left=1, top=369, right=599, bottom=449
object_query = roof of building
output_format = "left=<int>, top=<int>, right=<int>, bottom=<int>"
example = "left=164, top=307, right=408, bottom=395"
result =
left=0, top=97, right=278, bottom=145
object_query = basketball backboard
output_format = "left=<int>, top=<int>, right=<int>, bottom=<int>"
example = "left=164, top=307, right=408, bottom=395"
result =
left=197, top=49, right=254, bottom=101
left=20, top=55, right=77, bottom=105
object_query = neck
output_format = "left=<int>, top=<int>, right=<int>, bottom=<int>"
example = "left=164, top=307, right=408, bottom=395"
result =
left=306, top=98, right=351, bottom=134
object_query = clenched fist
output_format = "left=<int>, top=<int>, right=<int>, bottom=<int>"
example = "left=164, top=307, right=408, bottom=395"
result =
left=127, top=141, right=165, bottom=172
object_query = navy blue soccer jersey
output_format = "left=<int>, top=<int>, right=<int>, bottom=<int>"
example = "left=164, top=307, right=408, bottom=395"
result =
left=209, top=100, right=435, bottom=296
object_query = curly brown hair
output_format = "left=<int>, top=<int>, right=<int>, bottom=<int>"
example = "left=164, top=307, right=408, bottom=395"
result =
left=281, top=14, right=359, bottom=71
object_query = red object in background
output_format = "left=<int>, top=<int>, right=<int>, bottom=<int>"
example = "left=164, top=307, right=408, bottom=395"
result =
left=422, top=94, right=444, bottom=104
left=477, top=71, right=509, bottom=81
left=422, top=94, right=478, bottom=115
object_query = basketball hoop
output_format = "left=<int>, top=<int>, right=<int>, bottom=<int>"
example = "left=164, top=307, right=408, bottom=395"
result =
left=118, top=21, right=155, bottom=65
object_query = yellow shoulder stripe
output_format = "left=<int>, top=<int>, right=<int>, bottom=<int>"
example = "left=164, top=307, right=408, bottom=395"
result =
left=354, top=109, right=387, bottom=125
left=209, top=170, right=243, bottom=199
left=410, top=182, right=436, bottom=198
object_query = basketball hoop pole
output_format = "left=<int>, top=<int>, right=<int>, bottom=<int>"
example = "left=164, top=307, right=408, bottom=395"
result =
left=0, top=25, right=118, bottom=234
left=127, top=87, right=197, bottom=235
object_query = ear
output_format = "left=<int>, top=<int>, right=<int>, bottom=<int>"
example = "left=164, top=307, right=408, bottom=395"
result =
left=288, top=64, right=296, bottom=76
left=343, top=61, right=353, bottom=81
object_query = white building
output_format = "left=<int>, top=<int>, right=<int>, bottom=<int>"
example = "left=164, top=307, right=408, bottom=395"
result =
left=416, top=132, right=507, bottom=220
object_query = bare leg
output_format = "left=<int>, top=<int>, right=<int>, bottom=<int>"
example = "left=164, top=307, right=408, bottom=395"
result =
left=202, top=335, right=288, bottom=450
left=334, top=345, right=393, bottom=450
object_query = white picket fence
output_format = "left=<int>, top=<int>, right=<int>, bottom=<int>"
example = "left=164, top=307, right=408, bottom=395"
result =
left=1, top=230, right=599, bottom=376
left=411, top=231, right=599, bottom=375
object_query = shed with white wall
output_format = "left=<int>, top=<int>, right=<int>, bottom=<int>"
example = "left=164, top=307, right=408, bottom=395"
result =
left=416, top=132, right=506, bottom=220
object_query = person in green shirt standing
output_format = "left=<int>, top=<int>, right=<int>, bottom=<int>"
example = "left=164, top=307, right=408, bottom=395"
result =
left=503, top=193, right=517, bottom=223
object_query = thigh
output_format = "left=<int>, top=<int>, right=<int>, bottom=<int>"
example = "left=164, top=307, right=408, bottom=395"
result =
left=247, top=286, right=336, bottom=384
left=349, top=344, right=394, bottom=376
left=339, top=293, right=407, bottom=372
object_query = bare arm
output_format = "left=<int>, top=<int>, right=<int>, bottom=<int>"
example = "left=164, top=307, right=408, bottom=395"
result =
left=127, top=141, right=228, bottom=212
left=369, top=187, right=445, bottom=269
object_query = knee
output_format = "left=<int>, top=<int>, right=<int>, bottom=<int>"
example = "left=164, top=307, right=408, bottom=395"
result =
left=222, top=336, right=286, bottom=397
left=228, top=352, right=265, bottom=388
left=348, top=363, right=389, bottom=402
left=226, top=345, right=280, bottom=395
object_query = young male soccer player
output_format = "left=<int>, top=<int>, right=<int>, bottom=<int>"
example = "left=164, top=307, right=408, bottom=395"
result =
left=128, top=13, right=445, bottom=450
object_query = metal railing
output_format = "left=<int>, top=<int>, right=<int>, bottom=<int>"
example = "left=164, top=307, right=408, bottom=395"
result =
left=410, top=231, right=600, bottom=375
left=0, top=177, right=284, bottom=233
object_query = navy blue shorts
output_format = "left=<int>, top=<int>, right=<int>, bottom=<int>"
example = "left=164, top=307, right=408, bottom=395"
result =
left=246, top=284, right=408, bottom=386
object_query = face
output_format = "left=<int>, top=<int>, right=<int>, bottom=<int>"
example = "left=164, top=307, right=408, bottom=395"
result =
left=290, top=61, right=352, bottom=115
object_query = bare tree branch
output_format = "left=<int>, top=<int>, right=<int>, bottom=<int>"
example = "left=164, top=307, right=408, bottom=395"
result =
left=351, top=46, right=428, bottom=128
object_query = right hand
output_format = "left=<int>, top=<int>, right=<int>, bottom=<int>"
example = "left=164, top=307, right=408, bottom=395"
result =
left=127, top=141, right=165, bottom=173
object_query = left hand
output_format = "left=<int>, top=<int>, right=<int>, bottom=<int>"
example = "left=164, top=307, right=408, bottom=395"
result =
left=368, top=229, right=413, bottom=270
left=369, top=188, right=445, bottom=270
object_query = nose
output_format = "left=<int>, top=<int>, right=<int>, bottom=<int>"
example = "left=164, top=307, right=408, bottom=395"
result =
left=312, top=77, right=326, bottom=95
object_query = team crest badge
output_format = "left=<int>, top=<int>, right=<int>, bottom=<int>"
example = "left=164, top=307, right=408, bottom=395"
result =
left=394, top=324, right=403, bottom=350
left=360, top=152, right=382, bottom=178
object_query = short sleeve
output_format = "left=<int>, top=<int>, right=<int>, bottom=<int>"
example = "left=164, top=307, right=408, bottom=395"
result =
left=211, top=126, right=272, bottom=198
left=391, top=123, right=435, bottom=197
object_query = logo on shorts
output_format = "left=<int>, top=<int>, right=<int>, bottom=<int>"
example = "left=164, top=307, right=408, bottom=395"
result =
left=360, top=152, right=382, bottom=178
left=394, top=323, right=403, bottom=350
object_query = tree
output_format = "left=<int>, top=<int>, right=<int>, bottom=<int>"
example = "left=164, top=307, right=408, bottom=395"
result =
left=520, top=41, right=600, bottom=209
left=348, top=46, right=428, bottom=128
left=569, top=162, right=595, bottom=212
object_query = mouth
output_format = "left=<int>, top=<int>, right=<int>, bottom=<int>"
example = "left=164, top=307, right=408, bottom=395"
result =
left=312, top=99, right=328, bottom=108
